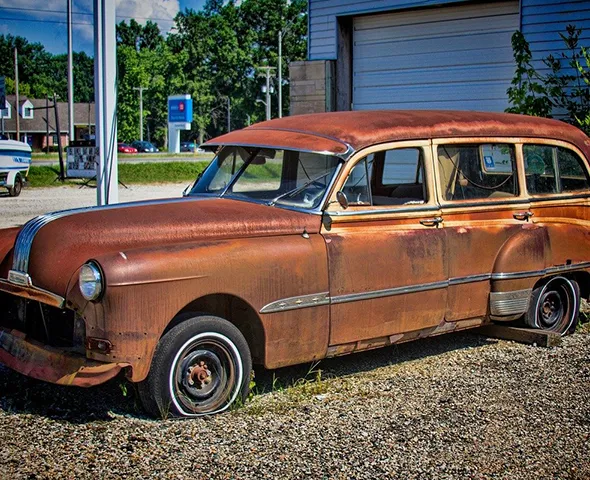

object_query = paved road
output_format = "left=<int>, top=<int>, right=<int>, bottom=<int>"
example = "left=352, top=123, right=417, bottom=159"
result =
left=32, top=153, right=214, bottom=166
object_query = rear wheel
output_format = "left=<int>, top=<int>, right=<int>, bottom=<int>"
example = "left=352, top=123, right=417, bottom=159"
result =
left=524, top=276, right=580, bottom=335
left=8, top=174, right=22, bottom=197
left=139, top=315, right=251, bottom=418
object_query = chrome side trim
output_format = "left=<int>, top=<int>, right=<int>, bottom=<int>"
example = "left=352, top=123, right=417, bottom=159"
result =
left=491, top=261, right=590, bottom=281
left=331, top=280, right=448, bottom=305
left=546, top=261, right=590, bottom=274
left=328, top=206, right=438, bottom=217
left=259, top=261, right=590, bottom=314
left=449, top=274, right=491, bottom=285
left=490, top=289, right=532, bottom=316
left=260, top=292, right=330, bottom=314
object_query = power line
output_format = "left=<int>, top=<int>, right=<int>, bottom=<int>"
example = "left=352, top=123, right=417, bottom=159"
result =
left=0, top=6, right=177, bottom=22
left=0, top=16, right=92, bottom=25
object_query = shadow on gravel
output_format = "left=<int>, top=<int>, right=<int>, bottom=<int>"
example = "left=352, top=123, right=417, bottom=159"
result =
left=0, top=365, right=145, bottom=423
left=253, top=331, right=496, bottom=394
left=0, top=331, right=495, bottom=422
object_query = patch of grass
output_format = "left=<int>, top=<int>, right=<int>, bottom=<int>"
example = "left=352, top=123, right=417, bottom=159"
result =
left=27, top=161, right=209, bottom=187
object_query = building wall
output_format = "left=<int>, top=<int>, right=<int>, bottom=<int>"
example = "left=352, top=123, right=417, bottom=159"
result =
left=309, top=0, right=469, bottom=60
left=289, top=60, right=328, bottom=115
left=521, top=0, right=590, bottom=73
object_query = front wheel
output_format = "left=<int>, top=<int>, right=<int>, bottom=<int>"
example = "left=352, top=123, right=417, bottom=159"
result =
left=139, top=315, right=252, bottom=418
left=524, top=276, right=580, bottom=335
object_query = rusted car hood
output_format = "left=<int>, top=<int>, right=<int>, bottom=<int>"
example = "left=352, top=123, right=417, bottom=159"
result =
left=0, top=197, right=321, bottom=295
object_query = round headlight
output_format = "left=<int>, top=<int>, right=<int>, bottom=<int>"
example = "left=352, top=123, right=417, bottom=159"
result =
left=79, top=262, right=103, bottom=301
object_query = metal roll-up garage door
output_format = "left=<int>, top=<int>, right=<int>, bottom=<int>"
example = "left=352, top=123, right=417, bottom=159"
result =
left=352, top=1, right=519, bottom=111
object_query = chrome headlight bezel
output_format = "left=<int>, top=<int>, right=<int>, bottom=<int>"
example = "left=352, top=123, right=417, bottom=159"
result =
left=79, top=261, right=104, bottom=301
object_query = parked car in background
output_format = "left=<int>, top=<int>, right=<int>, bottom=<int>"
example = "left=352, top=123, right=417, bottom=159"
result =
left=1, top=111, right=590, bottom=418
left=118, top=143, right=138, bottom=154
left=180, top=141, right=197, bottom=152
left=0, top=139, right=31, bottom=197
left=131, top=140, right=159, bottom=153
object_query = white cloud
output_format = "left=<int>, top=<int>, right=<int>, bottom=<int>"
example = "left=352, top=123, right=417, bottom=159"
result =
left=115, top=0, right=180, bottom=33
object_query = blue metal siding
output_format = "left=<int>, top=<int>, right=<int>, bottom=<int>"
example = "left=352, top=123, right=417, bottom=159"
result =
left=520, top=0, right=590, bottom=73
left=309, top=0, right=470, bottom=60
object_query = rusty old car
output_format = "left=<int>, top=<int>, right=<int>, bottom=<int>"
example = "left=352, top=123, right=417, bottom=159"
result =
left=1, top=111, right=589, bottom=417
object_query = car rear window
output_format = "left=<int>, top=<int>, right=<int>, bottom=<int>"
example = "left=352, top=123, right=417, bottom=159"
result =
left=524, top=145, right=590, bottom=195
left=437, top=144, right=518, bottom=201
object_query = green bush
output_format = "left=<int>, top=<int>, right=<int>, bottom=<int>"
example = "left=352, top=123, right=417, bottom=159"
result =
left=507, top=25, right=590, bottom=135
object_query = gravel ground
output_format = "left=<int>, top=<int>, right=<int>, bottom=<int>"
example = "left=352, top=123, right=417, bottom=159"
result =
left=0, top=185, right=589, bottom=479
left=0, top=183, right=188, bottom=228
left=0, top=328, right=589, bottom=479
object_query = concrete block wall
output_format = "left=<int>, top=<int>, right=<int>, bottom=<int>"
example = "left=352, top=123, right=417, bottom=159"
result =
left=289, top=60, right=327, bottom=116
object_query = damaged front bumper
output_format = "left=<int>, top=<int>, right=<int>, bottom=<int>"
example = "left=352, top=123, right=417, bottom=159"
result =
left=0, top=328, right=129, bottom=387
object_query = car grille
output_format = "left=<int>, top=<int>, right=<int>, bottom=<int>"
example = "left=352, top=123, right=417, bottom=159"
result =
left=0, top=292, right=84, bottom=351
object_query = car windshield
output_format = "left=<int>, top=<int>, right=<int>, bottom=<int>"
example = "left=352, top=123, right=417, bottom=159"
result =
left=188, top=146, right=342, bottom=210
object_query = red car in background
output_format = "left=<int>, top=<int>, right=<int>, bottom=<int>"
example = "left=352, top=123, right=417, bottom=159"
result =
left=118, top=143, right=138, bottom=154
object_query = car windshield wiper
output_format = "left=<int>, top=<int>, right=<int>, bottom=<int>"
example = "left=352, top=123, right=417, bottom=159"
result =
left=267, top=172, right=332, bottom=206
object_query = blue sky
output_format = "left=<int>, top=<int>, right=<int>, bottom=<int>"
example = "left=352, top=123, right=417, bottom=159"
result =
left=0, top=0, right=208, bottom=54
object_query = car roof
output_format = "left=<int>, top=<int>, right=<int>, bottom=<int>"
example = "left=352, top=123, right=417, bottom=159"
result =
left=204, top=110, right=590, bottom=159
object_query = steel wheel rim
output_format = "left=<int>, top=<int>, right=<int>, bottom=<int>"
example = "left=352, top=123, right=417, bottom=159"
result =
left=169, top=332, right=243, bottom=416
left=534, top=277, right=576, bottom=334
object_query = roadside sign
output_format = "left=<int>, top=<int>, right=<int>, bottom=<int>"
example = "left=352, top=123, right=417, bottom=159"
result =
left=0, top=76, right=5, bottom=110
left=67, top=145, right=99, bottom=178
left=168, top=95, right=193, bottom=124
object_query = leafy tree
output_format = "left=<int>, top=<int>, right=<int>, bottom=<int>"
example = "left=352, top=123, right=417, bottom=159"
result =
left=506, top=25, right=590, bottom=135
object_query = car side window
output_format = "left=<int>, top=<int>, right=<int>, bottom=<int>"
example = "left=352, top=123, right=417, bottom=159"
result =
left=523, top=145, right=558, bottom=194
left=524, top=144, right=590, bottom=194
left=341, top=148, right=428, bottom=207
left=374, top=148, right=426, bottom=205
left=558, top=147, right=590, bottom=192
left=437, top=144, right=518, bottom=201
left=341, top=154, right=374, bottom=206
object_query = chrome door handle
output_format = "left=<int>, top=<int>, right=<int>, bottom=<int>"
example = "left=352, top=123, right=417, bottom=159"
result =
left=420, top=216, right=443, bottom=227
left=513, top=211, right=534, bottom=221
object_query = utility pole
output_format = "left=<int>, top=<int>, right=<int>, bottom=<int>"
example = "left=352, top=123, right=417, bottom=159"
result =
left=67, top=0, right=74, bottom=144
left=134, top=86, right=147, bottom=141
left=227, top=96, right=231, bottom=132
left=278, top=30, right=283, bottom=118
left=45, top=96, right=49, bottom=152
left=257, top=66, right=276, bottom=121
left=14, top=48, right=19, bottom=141
left=53, top=93, right=65, bottom=181
left=94, top=0, right=119, bottom=205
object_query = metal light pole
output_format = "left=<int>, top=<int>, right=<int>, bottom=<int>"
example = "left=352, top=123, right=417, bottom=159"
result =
left=278, top=30, right=283, bottom=118
left=227, top=96, right=231, bottom=132
left=265, top=72, right=271, bottom=121
left=94, top=0, right=119, bottom=205
left=14, top=48, right=19, bottom=141
left=257, top=66, right=275, bottom=121
left=134, top=86, right=147, bottom=141
left=67, top=0, right=74, bottom=143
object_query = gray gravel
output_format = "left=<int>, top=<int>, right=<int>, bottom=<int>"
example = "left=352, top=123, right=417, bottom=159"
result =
left=1, top=185, right=589, bottom=479
left=0, top=183, right=188, bottom=228
left=0, top=328, right=589, bottom=479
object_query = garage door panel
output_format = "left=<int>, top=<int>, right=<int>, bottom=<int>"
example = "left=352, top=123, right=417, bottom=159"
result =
left=355, top=31, right=515, bottom=58
left=354, top=16, right=518, bottom=44
left=355, top=81, right=510, bottom=103
left=352, top=1, right=518, bottom=112
left=354, top=64, right=516, bottom=88
left=353, top=2, right=518, bottom=30
left=355, top=47, right=514, bottom=72
left=357, top=98, right=508, bottom=111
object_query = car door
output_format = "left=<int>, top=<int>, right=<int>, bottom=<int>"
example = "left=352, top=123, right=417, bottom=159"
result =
left=322, top=140, right=448, bottom=351
left=432, top=138, right=532, bottom=321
